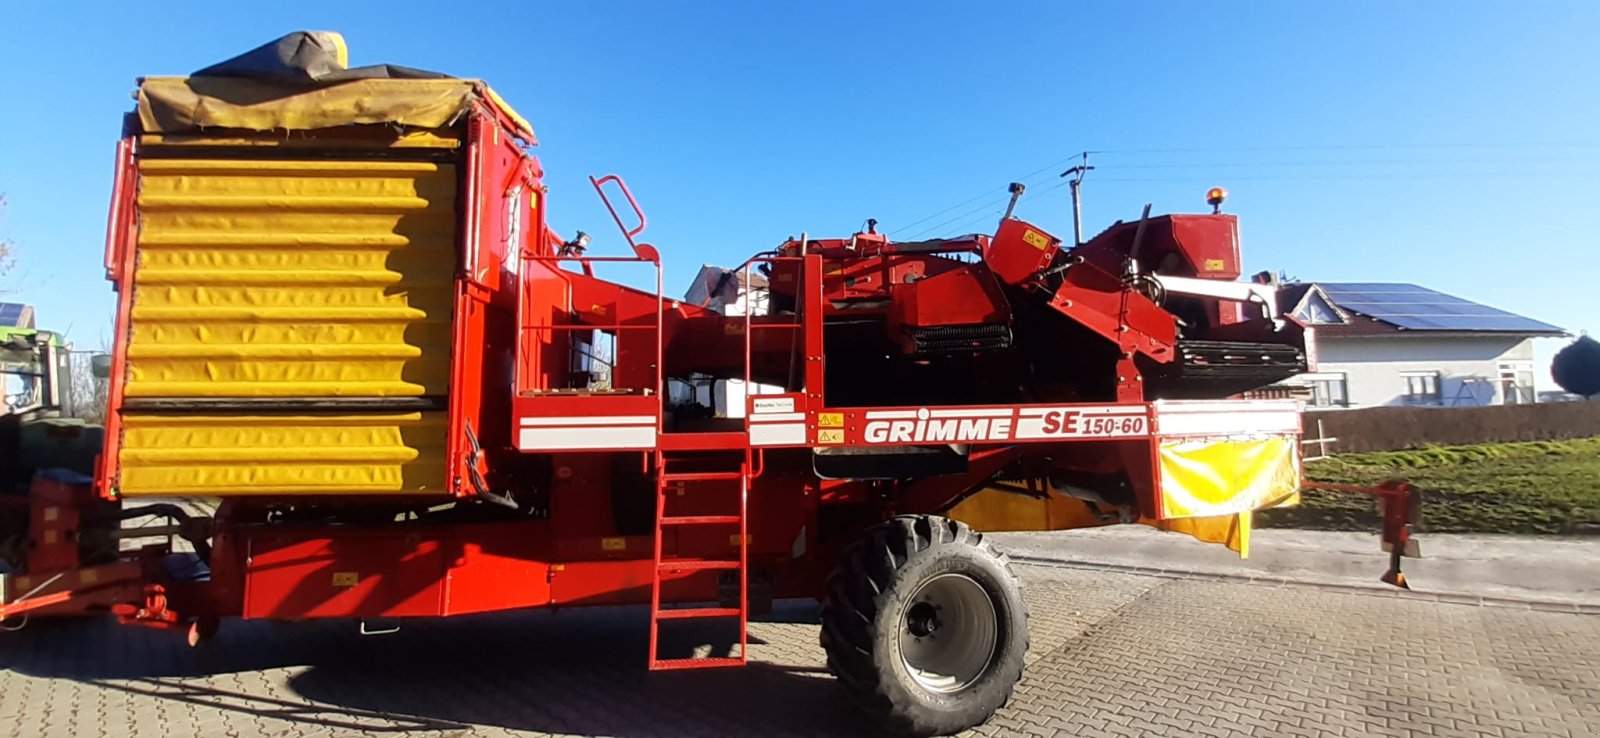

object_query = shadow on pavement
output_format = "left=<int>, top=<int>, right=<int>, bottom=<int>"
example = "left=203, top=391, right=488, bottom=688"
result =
left=0, top=600, right=880, bottom=737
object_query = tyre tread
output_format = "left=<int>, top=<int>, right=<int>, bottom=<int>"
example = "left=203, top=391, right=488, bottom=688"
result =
left=819, top=514, right=1030, bottom=736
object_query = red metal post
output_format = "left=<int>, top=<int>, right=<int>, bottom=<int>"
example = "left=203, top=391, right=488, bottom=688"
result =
left=802, top=254, right=826, bottom=411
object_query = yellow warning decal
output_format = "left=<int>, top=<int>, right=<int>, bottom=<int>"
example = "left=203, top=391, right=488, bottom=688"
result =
left=1023, top=230, right=1050, bottom=250
left=332, top=571, right=360, bottom=588
left=817, top=429, right=845, bottom=444
left=601, top=537, right=627, bottom=551
left=1203, top=258, right=1226, bottom=272
left=818, top=412, right=844, bottom=428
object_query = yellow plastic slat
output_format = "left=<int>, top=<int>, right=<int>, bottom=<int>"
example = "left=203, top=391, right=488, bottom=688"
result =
left=116, top=412, right=449, bottom=497
left=126, top=158, right=458, bottom=398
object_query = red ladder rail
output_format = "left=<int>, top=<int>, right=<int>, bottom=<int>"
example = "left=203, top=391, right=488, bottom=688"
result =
left=647, top=451, right=751, bottom=670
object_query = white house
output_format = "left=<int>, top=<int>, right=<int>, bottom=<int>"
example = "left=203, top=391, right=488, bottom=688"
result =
left=1276, top=283, right=1565, bottom=408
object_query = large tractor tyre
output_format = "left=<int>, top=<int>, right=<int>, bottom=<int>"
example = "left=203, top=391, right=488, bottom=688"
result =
left=820, top=515, right=1029, bottom=736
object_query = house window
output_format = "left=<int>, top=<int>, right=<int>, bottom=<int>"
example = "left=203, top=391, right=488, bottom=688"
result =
left=1401, top=371, right=1442, bottom=406
left=1498, top=361, right=1536, bottom=405
left=1302, top=373, right=1348, bottom=407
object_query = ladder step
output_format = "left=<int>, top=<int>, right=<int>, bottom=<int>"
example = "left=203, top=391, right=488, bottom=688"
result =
left=657, top=559, right=740, bottom=572
left=650, top=656, right=746, bottom=671
left=660, top=515, right=742, bottom=526
left=656, top=432, right=749, bottom=451
left=654, top=607, right=742, bottom=620
left=659, top=472, right=745, bottom=482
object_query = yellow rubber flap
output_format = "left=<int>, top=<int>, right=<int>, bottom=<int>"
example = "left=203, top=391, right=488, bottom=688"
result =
left=1143, top=512, right=1253, bottom=557
left=116, top=412, right=448, bottom=496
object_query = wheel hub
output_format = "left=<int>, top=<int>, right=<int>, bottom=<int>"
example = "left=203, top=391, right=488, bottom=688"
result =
left=898, top=573, right=999, bottom=693
left=906, top=601, right=941, bottom=637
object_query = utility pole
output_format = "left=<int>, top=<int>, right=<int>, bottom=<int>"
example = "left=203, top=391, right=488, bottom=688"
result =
left=1060, top=152, right=1095, bottom=246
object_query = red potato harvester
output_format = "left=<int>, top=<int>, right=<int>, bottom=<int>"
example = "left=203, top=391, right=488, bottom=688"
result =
left=0, top=33, right=1420, bottom=737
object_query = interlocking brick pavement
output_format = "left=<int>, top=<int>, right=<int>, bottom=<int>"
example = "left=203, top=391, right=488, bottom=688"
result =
left=1, top=563, right=1595, bottom=737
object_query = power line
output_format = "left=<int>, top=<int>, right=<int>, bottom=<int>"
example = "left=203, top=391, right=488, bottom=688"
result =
left=887, top=153, right=1085, bottom=234
left=1088, top=171, right=1600, bottom=183
left=902, top=194, right=1014, bottom=240
left=913, top=177, right=1084, bottom=239
left=1093, top=156, right=1600, bottom=169
left=1089, top=141, right=1600, bottom=155
left=885, top=140, right=1600, bottom=239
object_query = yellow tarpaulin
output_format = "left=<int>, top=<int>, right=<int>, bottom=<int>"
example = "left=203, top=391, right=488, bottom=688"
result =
left=1143, top=512, right=1254, bottom=556
left=1157, top=436, right=1301, bottom=520
left=138, top=77, right=534, bottom=139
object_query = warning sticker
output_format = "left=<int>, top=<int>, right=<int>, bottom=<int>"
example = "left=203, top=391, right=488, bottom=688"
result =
left=1023, top=230, right=1050, bottom=250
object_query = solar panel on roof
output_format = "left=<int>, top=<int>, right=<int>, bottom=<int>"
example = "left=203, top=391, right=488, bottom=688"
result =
left=1324, top=283, right=1415, bottom=292
left=1316, top=283, right=1561, bottom=333
left=0, top=303, right=33, bottom=329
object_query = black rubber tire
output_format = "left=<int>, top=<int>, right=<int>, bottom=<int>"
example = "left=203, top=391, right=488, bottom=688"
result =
left=820, top=515, right=1029, bottom=736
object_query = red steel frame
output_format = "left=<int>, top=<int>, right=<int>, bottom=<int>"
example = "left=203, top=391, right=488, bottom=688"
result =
left=95, top=137, right=139, bottom=500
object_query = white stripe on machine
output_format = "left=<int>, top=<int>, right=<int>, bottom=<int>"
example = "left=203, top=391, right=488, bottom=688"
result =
left=750, top=423, right=806, bottom=446
left=520, top=415, right=656, bottom=427
left=518, top=425, right=656, bottom=450
left=1153, top=400, right=1300, bottom=436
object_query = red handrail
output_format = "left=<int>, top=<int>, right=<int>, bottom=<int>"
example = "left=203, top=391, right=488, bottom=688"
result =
left=103, top=138, right=135, bottom=282
left=739, top=253, right=809, bottom=412
left=589, top=174, right=655, bottom=261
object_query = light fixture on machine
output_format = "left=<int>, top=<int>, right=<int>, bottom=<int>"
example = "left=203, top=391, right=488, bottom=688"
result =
left=1206, top=187, right=1228, bottom=214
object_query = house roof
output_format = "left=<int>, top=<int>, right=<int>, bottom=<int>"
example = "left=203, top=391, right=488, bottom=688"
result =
left=0, top=303, right=34, bottom=329
left=683, top=265, right=770, bottom=308
left=1284, top=282, right=1564, bottom=337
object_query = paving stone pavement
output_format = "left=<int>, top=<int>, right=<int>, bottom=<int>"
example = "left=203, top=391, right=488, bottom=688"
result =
left=1, top=563, right=1596, bottom=738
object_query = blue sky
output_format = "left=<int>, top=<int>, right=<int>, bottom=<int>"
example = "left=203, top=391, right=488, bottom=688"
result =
left=2, top=2, right=1596, bottom=388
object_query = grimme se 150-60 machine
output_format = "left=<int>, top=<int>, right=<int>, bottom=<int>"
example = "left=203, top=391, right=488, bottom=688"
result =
left=0, top=34, right=1420, bottom=736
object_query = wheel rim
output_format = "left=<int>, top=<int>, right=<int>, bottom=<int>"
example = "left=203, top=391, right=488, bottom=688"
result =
left=898, top=572, right=999, bottom=693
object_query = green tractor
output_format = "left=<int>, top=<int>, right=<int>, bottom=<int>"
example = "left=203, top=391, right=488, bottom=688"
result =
left=0, top=324, right=106, bottom=575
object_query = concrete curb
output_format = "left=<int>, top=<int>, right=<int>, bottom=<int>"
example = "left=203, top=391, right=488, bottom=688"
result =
left=992, top=527, right=1600, bottom=611
left=1006, top=553, right=1600, bottom=614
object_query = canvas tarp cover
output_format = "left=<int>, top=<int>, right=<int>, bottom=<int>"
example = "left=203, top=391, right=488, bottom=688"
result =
left=136, top=31, right=532, bottom=137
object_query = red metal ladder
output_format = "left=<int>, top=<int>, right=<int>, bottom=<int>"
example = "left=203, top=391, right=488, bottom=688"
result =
left=647, top=449, right=751, bottom=670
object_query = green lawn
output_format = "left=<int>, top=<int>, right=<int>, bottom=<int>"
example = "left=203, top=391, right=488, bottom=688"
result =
left=1259, top=437, right=1600, bottom=534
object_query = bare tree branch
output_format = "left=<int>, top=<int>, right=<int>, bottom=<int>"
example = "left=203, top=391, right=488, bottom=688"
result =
left=0, top=194, right=18, bottom=290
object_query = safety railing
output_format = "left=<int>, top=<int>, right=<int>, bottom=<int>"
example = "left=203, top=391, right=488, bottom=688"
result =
left=517, top=253, right=666, bottom=428
left=737, top=252, right=809, bottom=400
